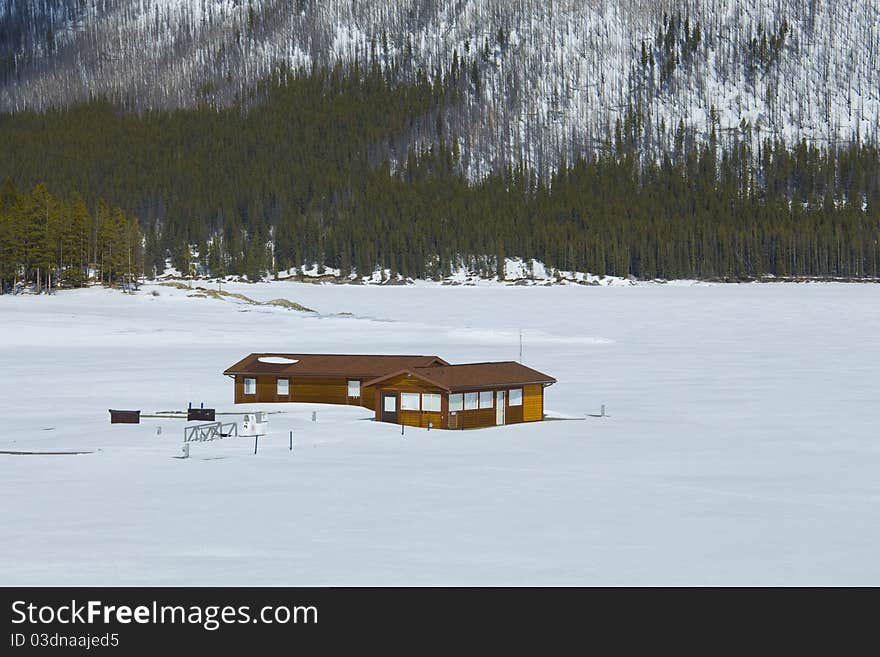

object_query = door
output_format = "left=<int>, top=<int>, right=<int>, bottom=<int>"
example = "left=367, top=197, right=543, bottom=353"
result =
left=381, top=392, right=398, bottom=424
left=496, top=390, right=506, bottom=425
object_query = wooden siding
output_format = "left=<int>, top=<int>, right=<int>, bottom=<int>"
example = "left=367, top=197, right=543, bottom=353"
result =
left=292, top=377, right=347, bottom=404
left=370, top=375, right=449, bottom=427
left=390, top=385, right=539, bottom=429
left=522, top=384, right=544, bottom=421
left=360, top=386, right=376, bottom=410
left=256, top=376, right=272, bottom=401
left=506, top=403, right=524, bottom=424
left=398, top=410, right=444, bottom=428
left=372, top=372, right=446, bottom=393
left=234, top=375, right=293, bottom=403
left=234, top=372, right=549, bottom=429
left=452, top=407, right=496, bottom=429
left=236, top=375, right=370, bottom=406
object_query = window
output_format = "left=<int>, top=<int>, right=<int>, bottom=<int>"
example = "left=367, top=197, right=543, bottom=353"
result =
left=243, top=377, right=256, bottom=395
left=509, top=388, right=523, bottom=406
left=479, top=391, right=494, bottom=408
left=400, top=392, right=420, bottom=410
left=383, top=395, right=397, bottom=412
left=422, top=393, right=441, bottom=412
left=347, top=379, right=360, bottom=397
left=449, top=394, right=463, bottom=412
left=464, top=392, right=478, bottom=410
left=277, top=378, right=289, bottom=396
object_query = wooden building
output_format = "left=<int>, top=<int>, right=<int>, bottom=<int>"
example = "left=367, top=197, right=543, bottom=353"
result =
left=224, top=353, right=556, bottom=429
left=363, top=362, right=556, bottom=429
left=223, top=353, right=448, bottom=410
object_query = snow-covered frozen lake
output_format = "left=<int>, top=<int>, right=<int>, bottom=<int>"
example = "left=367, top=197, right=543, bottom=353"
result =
left=1, top=280, right=879, bottom=585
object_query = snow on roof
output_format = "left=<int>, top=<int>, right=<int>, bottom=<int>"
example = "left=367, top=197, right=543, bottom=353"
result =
left=224, top=353, right=448, bottom=377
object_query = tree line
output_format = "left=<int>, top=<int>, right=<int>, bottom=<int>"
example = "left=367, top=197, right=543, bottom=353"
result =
left=0, top=180, right=143, bottom=292
left=0, top=61, right=878, bottom=286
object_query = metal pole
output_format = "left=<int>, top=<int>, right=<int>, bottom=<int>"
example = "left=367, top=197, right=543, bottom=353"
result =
left=289, top=430, right=293, bottom=451
left=254, top=435, right=258, bottom=455
left=401, top=423, right=405, bottom=436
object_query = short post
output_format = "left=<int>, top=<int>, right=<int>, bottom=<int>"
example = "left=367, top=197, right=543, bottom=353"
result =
left=428, top=421, right=432, bottom=431
left=312, top=411, right=317, bottom=422
left=254, top=435, right=259, bottom=455
left=188, top=401, right=192, bottom=410
left=156, top=426, right=162, bottom=436
left=200, top=402, right=204, bottom=409
left=601, top=404, right=606, bottom=417
left=289, top=430, right=293, bottom=451
left=401, top=423, right=405, bottom=436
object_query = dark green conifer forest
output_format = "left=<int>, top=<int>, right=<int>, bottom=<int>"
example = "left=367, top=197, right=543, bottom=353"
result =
left=1, top=60, right=879, bottom=289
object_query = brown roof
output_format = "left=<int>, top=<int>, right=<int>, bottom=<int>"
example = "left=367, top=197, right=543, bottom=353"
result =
left=223, top=353, right=448, bottom=378
left=363, top=361, right=556, bottom=392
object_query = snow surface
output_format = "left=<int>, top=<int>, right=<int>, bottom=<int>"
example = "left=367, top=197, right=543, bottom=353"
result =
left=1, top=281, right=879, bottom=585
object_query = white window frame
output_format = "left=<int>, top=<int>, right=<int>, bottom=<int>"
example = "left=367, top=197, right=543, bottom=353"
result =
left=400, top=392, right=420, bottom=411
left=464, top=392, right=478, bottom=410
left=422, top=393, right=441, bottom=412
left=509, top=388, right=523, bottom=406
left=479, top=391, right=494, bottom=408
left=276, top=378, right=289, bottom=396
left=448, top=393, right=463, bottom=412
left=243, top=377, right=256, bottom=395
left=347, top=379, right=360, bottom=398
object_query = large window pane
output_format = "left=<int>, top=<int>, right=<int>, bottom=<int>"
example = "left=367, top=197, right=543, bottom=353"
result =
left=244, top=377, right=256, bottom=395
left=449, top=394, right=463, bottom=411
left=464, top=392, right=478, bottom=410
left=509, top=388, right=523, bottom=406
left=401, top=392, right=420, bottom=410
left=479, top=391, right=493, bottom=408
left=277, top=378, right=289, bottom=395
left=422, top=393, right=441, bottom=412
left=347, top=380, right=360, bottom=397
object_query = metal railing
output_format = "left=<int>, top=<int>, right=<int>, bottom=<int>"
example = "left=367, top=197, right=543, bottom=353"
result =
left=183, top=421, right=238, bottom=443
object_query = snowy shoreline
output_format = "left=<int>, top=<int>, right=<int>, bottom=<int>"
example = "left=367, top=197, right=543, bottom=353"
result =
left=155, top=271, right=880, bottom=289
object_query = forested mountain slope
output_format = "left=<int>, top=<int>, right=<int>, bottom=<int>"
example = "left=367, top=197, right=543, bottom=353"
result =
left=2, top=67, right=878, bottom=287
left=2, top=1, right=879, bottom=175
left=1, top=1, right=879, bottom=288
